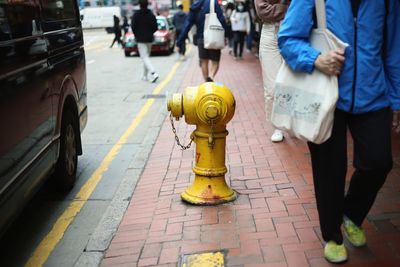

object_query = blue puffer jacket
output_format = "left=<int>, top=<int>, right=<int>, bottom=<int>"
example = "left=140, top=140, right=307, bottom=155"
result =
left=176, top=0, right=227, bottom=47
left=278, top=0, right=400, bottom=114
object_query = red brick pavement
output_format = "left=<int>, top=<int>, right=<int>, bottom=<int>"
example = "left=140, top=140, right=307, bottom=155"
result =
left=101, top=49, right=400, bottom=267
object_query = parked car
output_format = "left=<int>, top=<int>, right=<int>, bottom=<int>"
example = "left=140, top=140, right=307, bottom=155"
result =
left=0, top=0, right=87, bottom=235
left=124, top=16, right=176, bottom=56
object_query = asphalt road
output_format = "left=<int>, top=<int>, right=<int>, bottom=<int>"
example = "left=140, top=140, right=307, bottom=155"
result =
left=0, top=29, right=193, bottom=267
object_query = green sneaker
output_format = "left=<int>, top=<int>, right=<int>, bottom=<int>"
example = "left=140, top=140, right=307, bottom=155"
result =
left=324, top=241, right=348, bottom=263
left=343, top=216, right=367, bottom=247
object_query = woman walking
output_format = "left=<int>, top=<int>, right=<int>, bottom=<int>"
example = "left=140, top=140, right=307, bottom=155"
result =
left=230, top=1, right=250, bottom=60
left=255, top=0, right=290, bottom=142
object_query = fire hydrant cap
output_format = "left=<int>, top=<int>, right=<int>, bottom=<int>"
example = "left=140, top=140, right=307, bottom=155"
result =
left=205, top=105, right=219, bottom=119
left=168, top=93, right=183, bottom=119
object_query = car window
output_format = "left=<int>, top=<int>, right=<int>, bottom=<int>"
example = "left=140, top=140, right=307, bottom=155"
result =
left=157, top=18, right=167, bottom=30
left=0, top=0, right=41, bottom=41
left=40, top=0, right=77, bottom=21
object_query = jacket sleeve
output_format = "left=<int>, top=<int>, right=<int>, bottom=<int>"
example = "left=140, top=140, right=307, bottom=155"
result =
left=152, top=14, right=158, bottom=33
left=385, top=0, right=400, bottom=110
left=277, top=0, right=320, bottom=73
left=176, top=0, right=205, bottom=46
left=230, top=10, right=236, bottom=25
left=216, top=1, right=228, bottom=30
left=246, top=12, right=251, bottom=34
left=255, top=0, right=289, bottom=23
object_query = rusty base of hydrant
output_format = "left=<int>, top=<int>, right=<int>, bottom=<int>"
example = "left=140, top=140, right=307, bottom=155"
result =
left=181, top=176, right=237, bottom=205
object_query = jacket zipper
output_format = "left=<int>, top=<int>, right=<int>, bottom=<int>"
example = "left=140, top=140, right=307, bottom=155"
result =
left=350, top=16, right=357, bottom=112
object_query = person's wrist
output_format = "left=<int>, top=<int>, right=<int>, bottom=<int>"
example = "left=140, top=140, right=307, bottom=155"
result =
left=314, top=55, right=323, bottom=69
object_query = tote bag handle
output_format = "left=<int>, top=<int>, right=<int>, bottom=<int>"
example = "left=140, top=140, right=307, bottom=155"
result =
left=315, top=0, right=327, bottom=30
left=210, top=0, right=215, bottom=14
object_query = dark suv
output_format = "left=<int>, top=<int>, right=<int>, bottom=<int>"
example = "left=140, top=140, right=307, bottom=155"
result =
left=0, top=0, right=87, bottom=233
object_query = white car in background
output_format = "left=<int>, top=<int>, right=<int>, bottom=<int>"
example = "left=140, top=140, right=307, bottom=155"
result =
left=80, top=6, right=121, bottom=30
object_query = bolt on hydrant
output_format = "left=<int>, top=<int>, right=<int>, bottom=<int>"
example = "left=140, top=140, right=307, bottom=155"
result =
left=167, top=82, right=237, bottom=205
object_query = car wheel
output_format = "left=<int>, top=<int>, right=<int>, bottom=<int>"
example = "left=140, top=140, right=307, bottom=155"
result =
left=125, top=50, right=130, bottom=57
left=53, top=109, right=78, bottom=191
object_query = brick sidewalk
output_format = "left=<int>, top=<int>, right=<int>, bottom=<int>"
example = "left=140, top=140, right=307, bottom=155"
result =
left=100, top=49, right=400, bottom=267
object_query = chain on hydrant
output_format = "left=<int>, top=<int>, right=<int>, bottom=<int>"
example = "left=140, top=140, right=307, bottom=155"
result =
left=169, top=113, right=193, bottom=150
left=167, top=82, right=237, bottom=205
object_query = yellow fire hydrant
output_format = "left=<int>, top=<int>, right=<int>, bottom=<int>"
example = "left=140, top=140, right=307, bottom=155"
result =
left=167, top=82, right=237, bottom=205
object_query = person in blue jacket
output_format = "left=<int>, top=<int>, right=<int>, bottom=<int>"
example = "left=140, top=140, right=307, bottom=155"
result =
left=278, top=0, right=400, bottom=263
left=176, top=0, right=227, bottom=82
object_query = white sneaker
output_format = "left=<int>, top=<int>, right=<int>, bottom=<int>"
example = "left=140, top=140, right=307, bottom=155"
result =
left=271, top=129, right=284, bottom=142
left=150, top=72, right=159, bottom=83
left=141, top=75, right=148, bottom=81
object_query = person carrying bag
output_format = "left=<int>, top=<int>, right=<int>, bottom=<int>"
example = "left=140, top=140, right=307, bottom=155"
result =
left=176, top=0, right=227, bottom=82
left=277, top=0, right=400, bottom=264
left=271, top=0, right=347, bottom=144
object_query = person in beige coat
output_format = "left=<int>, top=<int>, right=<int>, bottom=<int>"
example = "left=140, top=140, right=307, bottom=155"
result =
left=255, top=0, right=290, bottom=142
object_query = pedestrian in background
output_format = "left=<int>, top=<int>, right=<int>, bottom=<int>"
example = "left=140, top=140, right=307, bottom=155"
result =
left=176, top=0, right=228, bottom=82
left=255, top=0, right=290, bottom=142
left=245, top=1, right=256, bottom=53
left=278, top=0, right=400, bottom=263
left=122, top=16, right=129, bottom=36
left=230, top=0, right=251, bottom=60
left=110, top=15, right=122, bottom=48
left=131, top=0, right=159, bottom=82
left=224, top=1, right=235, bottom=55
left=173, top=3, right=188, bottom=60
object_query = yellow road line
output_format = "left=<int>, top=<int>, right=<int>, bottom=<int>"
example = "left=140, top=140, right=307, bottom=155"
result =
left=25, top=57, right=186, bottom=267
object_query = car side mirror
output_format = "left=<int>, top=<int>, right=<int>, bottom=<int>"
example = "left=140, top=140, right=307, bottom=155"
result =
left=80, top=15, right=84, bottom=21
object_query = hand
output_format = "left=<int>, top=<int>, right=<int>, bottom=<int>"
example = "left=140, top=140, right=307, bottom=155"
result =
left=393, top=110, right=400, bottom=133
left=314, top=49, right=345, bottom=76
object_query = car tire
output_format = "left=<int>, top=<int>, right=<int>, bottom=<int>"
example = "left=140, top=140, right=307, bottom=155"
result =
left=125, top=50, right=130, bottom=57
left=53, top=109, right=78, bottom=191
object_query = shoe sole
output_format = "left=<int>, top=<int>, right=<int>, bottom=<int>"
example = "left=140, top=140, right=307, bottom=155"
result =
left=324, top=256, right=348, bottom=264
left=151, top=77, right=158, bottom=83
left=271, top=136, right=284, bottom=143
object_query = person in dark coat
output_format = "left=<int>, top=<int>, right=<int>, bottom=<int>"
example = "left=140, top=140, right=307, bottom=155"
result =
left=176, top=0, right=228, bottom=82
left=131, top=0, right=159, bottom=82
left=122, top=16, right=129, bottom=35
left=173, top=4, right=187, bottom=59
left=110, top=15, right=122, bottom=48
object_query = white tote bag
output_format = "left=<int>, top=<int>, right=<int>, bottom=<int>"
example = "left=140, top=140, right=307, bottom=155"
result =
left=204, top=0, right=225, bottom=49
left=271, top=0, right=348, bottom=144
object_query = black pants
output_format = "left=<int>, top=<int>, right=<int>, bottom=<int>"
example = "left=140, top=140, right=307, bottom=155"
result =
left=176, top=30, right=186, bottom=55
left=233, top=31, right=246, bottom=57
left=308, top=108, right=393, bottom=244
left=110, top=33, right=122, bottom=48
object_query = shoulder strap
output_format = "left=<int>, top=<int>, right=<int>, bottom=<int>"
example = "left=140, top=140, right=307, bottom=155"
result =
left=315, top=0, right=327, bottom=29
left=313, top=0, right=326, bottom=29
left=210, top=0, right=215, bottom=14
